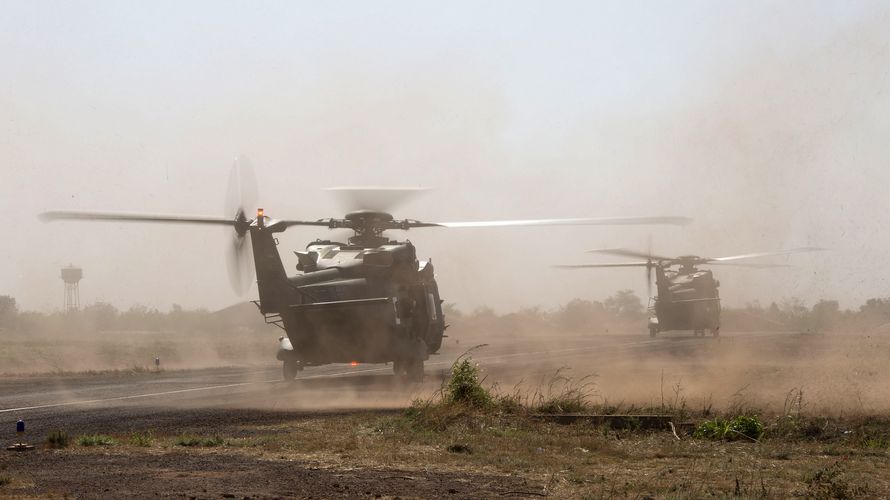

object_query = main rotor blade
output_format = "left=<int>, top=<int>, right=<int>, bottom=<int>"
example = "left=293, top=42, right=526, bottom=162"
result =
left=707, top=261, right=791, bottom=268
left=587, top=248, right=675, bottom=261
left=433, top=216, right=692, bottom=228
left=554, top=262, right=651, bottom=269
left=708, top=247, right=826, bottom=262
left=40, top=210, right=237, bottom=225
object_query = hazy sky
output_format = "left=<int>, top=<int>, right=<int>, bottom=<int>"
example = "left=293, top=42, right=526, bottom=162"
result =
left=2, top=1, right=888, bottom=313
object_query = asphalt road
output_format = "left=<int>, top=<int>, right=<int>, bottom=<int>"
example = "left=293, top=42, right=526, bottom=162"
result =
left=0, top=331, right=781, bottom=437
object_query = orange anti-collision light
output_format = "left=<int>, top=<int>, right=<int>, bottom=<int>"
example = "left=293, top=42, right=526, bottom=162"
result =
left=350, top=361, right=359, bottom=367
left=257, top=208, right=264, bottom=219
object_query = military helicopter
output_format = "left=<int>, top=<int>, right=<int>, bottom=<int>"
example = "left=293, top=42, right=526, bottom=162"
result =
left=41, top=157, right=691, bottom=380
left=558, top=247, right=823, bottom=338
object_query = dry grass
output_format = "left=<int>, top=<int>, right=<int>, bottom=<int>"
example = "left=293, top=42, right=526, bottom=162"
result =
left=37, top=410, right=887, bottom=498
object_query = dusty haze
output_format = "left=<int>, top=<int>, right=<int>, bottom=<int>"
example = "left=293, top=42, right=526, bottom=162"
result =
left=1, top=2, right=888, bottom=315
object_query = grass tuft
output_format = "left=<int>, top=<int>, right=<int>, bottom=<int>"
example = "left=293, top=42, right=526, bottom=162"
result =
left=694, top=415, right=764, bottom=441
left=45, top=430, right=70, bottom=449
left=532, top=369, right=597, bottom=414
left=77, top=434, right=117, bottom=447
left=446, top=443, right=473, bottom=454
left=129, top=430, right=154, bottom=447
left=175, top=434, right=224, bottom=447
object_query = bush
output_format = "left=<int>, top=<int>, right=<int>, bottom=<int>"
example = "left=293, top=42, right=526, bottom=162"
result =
left=45, top=430, right=69, bottom=448
left=445, top=359, right=492, bottom=408
left=77, top=434, right=117, bottom=446
left=447, top=443, right=473, bottom=454
left=694, top=415, right=764, bottom=441
left=129, top=430, right=154, bottom=447
left=175, top=434, right=223, bottom=447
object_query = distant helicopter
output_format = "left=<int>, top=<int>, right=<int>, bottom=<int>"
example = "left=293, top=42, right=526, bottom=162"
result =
left=557, top=247, right=823, bottom=338
left=41, top=157, right=691, bottom=380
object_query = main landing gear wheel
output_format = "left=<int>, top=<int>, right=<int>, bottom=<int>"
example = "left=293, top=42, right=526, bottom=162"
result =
left=394, top=339, right=427, bottom=382
left=394, top=356, right=425, bottom=381
left=649, top=325, right=658, bottom=338
left=283, top=360, right=299, bottom=381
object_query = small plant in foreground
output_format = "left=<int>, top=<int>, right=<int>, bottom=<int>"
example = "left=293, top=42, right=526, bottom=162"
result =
left=175, top=434, right=223, bottom=447
left=804, top=461, right=868, bottom=499
left=45, top=430, right=70, bottom=449
left=129, top=430, right=154, bottom=447
left=447, top=443, right=473, bottom=454
left=0, top=474, right=12, bottom=487
left=533, top=370, right=597, bottom=414
left=694, top=415, right=764, bottom=441
left=78, top=434, right=117, bottom=446
left=445, top=358, right=492, bottom=408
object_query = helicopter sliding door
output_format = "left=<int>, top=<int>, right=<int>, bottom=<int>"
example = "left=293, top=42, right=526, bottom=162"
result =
left=289, top=296, right=402, bottom=364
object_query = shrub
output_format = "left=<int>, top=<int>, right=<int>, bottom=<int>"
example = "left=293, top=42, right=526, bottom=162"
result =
left=175, top=434, right=223, bottom=447
left=45, top=430, right=69, bottom=449
left=445, top=359, right=492, bottom=408
left=447, top=443, right=473, bottom=454
left=730, top=415, right=765, bottom=441
left=78, top=434, right=117, bottom=446
left=694, top=415, right=764, bottom=441
left=129, top=430, right=154, bottom=447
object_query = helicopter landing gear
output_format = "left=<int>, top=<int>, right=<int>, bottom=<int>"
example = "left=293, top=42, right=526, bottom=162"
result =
left=710, top=327, right=720, bottom=337
left=283, top=360, right=300, bottom=381
left=394, top=339, right=427, bottom=382
left=648, top=325, right=658, bottom=338
left=393, top=357, right=425, bottom=381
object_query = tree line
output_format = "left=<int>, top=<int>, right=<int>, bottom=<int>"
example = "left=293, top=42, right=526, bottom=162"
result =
left=1, top=292, right=888, bottom=335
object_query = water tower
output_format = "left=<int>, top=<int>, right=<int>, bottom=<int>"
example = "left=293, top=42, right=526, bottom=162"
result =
left=61, top=265, right=83, bottom=312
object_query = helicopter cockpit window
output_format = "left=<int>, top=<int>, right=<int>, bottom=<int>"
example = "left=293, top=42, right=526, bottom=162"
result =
left=322, top=249, right=339, bottom=259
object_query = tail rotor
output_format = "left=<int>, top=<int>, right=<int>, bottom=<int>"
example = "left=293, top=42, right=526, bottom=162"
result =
left=225, top=155, right=258, bottom=295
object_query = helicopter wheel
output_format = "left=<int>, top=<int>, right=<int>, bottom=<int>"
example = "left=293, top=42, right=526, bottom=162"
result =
left=394, top=339, right=426, bottom=381
left=392, top=360, right=404, bottom=376
left=283, top=360, right=300, bottom=381
left=405, top=358, right=424, bottom=382
left=648, top=325, right=658, bottom=338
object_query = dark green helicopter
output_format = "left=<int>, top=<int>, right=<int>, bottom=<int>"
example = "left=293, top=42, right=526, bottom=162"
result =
left=558, top=247, right=823, bottom=338
left=41, top=157, right=691, bottom=380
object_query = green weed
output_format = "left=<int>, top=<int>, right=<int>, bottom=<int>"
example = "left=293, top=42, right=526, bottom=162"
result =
left=694, top=415, right=764, bottom=441
left=175, top=434, right=223, bottom=447
left=129, top=430, right=154, bottom=447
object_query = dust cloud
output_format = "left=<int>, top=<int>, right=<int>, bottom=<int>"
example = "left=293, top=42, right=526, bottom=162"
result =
left=1, top=4, right=890, bottom=415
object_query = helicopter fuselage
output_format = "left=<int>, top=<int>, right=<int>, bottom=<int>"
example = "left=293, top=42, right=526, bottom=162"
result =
left=650, top=265, right=721, bottom=336
left=249, top=222, right=445, bottom=378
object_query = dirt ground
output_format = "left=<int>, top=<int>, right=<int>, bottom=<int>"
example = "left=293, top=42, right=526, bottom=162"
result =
left=1, top=409, right=889, bottom=499
left=2, top=329, right=890, bottom=498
